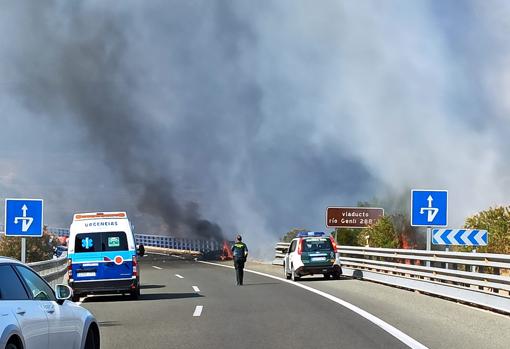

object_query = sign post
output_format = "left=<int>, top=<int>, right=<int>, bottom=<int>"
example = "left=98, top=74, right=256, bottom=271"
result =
left=411, top=190, right=448, bottom=267
left=4, top=199, right=44, bottom=263
left=21, top=238, right=26, bottom=263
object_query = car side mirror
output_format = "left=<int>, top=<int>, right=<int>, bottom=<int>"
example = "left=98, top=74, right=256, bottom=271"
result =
left=55, top=284, right=73, bottom=305
left=137, top=244, right=145, bottom=257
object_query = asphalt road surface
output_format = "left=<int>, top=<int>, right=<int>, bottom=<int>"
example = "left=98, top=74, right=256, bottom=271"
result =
left=79, top=254, right=510, bottom=349
left=79, top=254, right=409, bottom=349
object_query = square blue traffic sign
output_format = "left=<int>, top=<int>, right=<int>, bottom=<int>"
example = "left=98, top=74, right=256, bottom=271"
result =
left=411, top=190, right=448, bottom=227
left=4, top=199, right=44, bottom=237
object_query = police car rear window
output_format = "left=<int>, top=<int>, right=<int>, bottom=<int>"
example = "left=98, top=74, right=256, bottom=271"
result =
left=75, top=232, right=128, bottom=253
left=302, top=238, right=333, bottom=252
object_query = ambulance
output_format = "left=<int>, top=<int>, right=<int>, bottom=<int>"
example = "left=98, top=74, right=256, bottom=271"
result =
left=67, top=212, right=142, bottom=301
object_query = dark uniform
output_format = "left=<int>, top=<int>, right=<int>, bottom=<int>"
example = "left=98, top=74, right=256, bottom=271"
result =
left=231, top=240, right=248, bottom=286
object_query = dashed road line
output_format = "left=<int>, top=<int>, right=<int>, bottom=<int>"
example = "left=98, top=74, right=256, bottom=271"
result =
left=175, top=274, right=184, bottom=279
left=193, top=305, right=203, bottom=317
left=152, top=266, right=163, bottom=270
left=192, top=286, right=200, bottom=292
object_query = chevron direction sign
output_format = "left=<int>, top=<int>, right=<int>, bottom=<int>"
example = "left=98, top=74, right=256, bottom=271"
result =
left=432, top=229, right=488, bottom=246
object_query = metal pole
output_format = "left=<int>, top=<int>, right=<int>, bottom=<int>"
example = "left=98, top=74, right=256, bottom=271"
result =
left=426, top=227, right=431, bottom=267
left=445, top=247, right=449, bottom=270
left=21, top=237, right=26, bottom=263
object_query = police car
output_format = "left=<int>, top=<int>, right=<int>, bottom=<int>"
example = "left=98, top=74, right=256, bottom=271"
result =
left=283, top=232, right=341, bottom=281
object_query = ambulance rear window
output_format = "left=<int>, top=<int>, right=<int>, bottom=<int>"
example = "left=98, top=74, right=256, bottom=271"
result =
left=75, top=232, right=128, bottom=253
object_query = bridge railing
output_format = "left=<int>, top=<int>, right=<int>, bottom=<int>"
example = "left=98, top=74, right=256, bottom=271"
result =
left=135, top=234, right=222, bottom=252
left=273, top=243, right=510, bottom=313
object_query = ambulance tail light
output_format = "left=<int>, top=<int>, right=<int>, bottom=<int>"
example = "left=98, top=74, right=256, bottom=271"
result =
left=132, top=256, right=138, bottom=277
left=329, top=236, right=338, bottom=253
left=297, top=238, right=304, bottom=255
left=67, top=259, right=73, bottom=278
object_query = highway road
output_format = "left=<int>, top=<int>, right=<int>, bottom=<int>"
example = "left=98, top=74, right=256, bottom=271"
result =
left=79, top=254, right=510, bottom=349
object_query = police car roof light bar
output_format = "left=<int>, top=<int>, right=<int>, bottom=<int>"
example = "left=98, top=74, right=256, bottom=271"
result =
left=297, top=231, right=325, bottom=237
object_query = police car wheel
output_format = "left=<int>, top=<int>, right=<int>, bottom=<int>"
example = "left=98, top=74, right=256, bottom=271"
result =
left=291, top=266, right=300, bottom=281
left=130, top=288, right=140, bottom=300
left=284, top=264, right=291, bottom=280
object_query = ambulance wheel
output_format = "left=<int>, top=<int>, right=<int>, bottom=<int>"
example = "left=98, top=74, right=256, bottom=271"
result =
left=284, top=263, right=291, bottom=280
left=291, top=265, right=300, bottom=281
left=130, top=286, right=140, bottom=300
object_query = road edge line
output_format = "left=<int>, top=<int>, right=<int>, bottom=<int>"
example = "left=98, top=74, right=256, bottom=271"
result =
left=198, top=260, right=428, bottom=349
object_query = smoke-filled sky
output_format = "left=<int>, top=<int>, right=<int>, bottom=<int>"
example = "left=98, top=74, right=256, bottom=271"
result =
left=1, top=1, right=510, bottom=255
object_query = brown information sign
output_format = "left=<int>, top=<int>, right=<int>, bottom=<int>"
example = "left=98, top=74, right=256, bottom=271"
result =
left=326, top=207, right=384, bottom=228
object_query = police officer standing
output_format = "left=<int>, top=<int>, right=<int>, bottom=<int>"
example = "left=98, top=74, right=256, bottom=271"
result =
left=231, top=235, right=248, bottom=286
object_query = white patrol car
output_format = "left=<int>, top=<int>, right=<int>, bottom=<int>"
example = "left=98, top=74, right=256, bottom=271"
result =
left=283, top=232, right=342, bottom=281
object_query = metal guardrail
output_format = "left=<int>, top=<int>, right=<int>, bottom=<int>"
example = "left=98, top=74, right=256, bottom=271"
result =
left=28, top=255, right=68, bottom=288
left=273, top=242, right=290, bottom=265
left=273, top=243, right=510, bottom=313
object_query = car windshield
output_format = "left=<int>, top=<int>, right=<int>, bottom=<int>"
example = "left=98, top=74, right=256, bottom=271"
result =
left=75, top=232, right=128, bottom=253
left=302, top=238, right=332, bottom=252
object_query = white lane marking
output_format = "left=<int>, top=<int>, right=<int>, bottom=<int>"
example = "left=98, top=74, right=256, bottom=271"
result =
left=175, top=274, right=184, bottom=279
left=192, top=286, right=200, bottom=292
left=152, top=266, right=163, bottom=270
left=193, top=305, right=203, bottom=317
left=171, top=254, right=186, bottom=260
left=198, top=261, right=428, bottom=349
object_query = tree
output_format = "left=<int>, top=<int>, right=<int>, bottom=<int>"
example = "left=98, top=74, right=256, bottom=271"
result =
left=0, top=226, right=59, bottom=262
left=281, top=228, right=308, bottom=242
left=333, top=228, right=361, bottom=246
left=357, top=216, right=399, bottom=248
left=464, top=206, right=510, bottom=254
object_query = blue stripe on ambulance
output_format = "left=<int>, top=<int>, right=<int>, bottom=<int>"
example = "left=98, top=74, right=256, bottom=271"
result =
left=69, top=250, right=135, bottom=281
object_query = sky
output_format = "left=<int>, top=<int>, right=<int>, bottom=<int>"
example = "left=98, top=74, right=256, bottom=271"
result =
left=1, top=1, right=510, bottom=257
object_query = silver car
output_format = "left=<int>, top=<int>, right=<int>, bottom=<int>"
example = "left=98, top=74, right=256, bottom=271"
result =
left=0, top=257, right=100, bottom=349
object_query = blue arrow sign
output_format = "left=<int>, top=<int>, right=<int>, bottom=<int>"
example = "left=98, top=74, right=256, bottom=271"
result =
left=4, top=199, right=44, bottom=237
left=432, top=229, right=488, bottom=246
left=411, top=190, right=448, bottom=227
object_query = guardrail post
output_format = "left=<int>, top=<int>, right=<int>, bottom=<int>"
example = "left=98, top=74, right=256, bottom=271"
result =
left=471, top=249, right=477, bottom=273
left=445, top=247, right=449, bottom=270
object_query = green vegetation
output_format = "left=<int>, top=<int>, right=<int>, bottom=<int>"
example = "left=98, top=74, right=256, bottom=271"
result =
left=357, top=216, right=400, bottom=248
left=333, top=228, right=361, bottom=246
left=463, top=206, right=510, bottom=254
left=0, top=226, right=59, bottom=263
left=280, top=228, right=308, bottom=242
